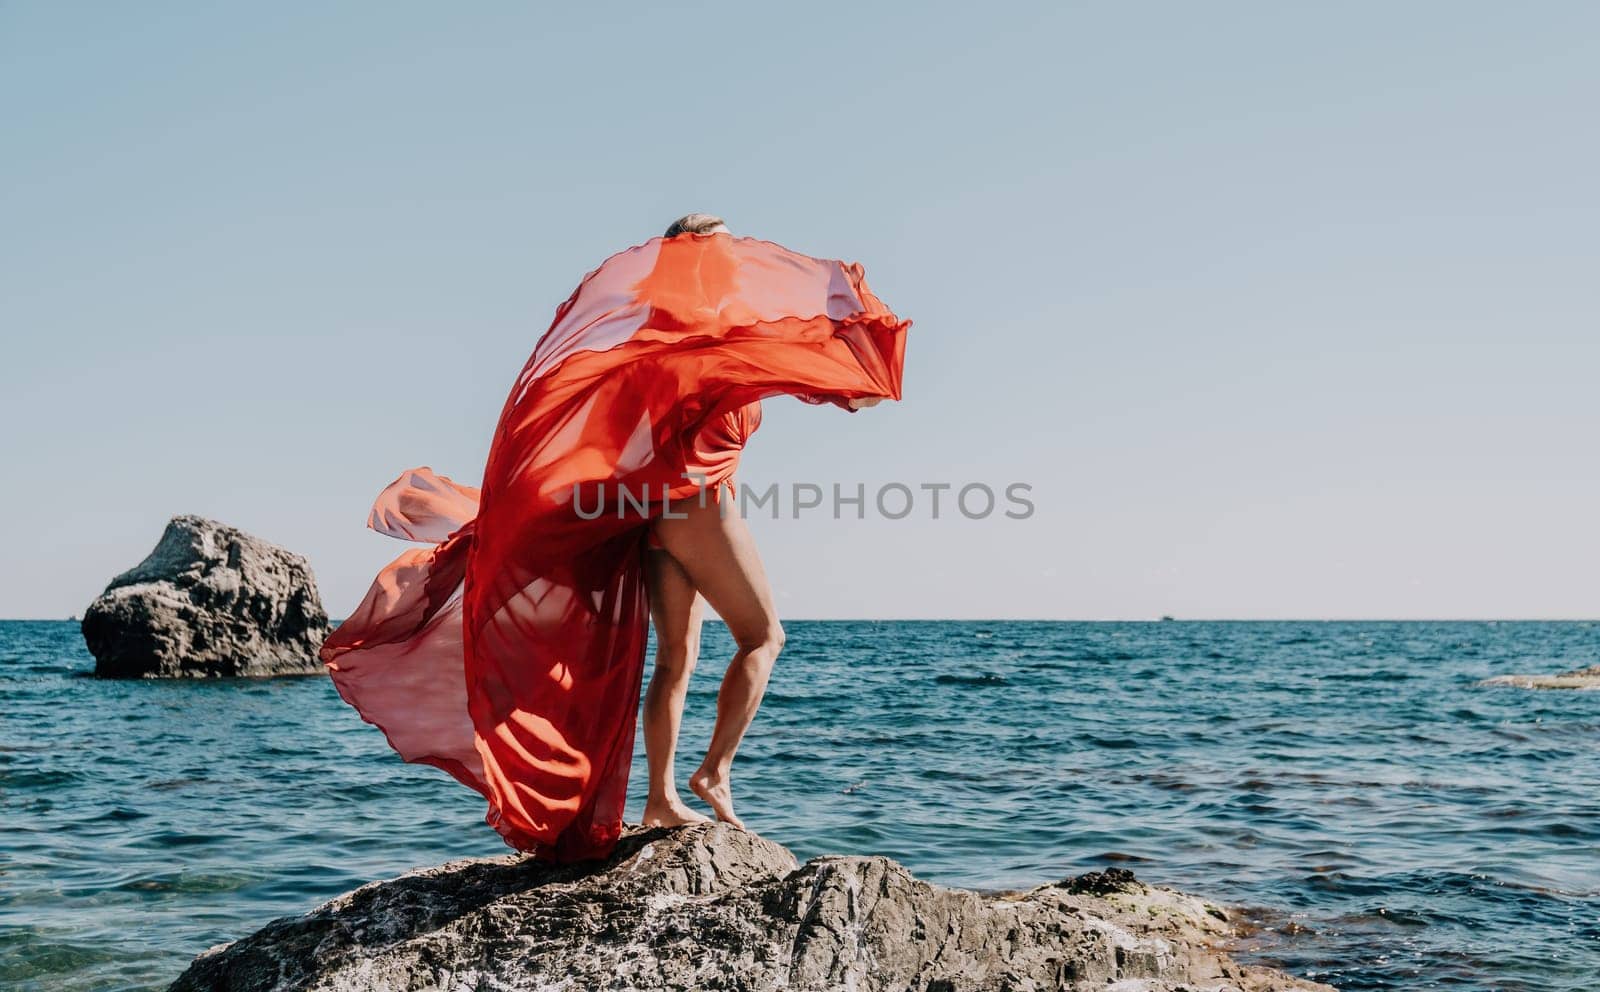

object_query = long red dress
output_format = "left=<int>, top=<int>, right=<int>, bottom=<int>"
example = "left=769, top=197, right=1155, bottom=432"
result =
left=321, top=232, right=909, bottom=860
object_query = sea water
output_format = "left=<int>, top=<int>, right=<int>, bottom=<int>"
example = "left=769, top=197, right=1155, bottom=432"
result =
left=3, top=620, right=1597, bottom=991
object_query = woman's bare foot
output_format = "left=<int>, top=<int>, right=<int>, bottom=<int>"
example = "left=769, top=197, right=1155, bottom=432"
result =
left=641, top=794, right=709, bottom=828
left=689, top=766, right=744, bottom=829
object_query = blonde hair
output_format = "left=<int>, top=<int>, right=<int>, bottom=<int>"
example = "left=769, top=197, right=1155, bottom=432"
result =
left=664, top=213, right=727, bottom=237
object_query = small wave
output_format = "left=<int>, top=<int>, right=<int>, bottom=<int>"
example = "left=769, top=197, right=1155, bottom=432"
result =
left=1092, top=851, right=1154, bottom=864
left=932, top=673, right=1010, bottom=687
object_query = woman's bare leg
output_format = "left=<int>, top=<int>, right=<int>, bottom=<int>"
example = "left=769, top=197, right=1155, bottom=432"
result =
left=650, top=492, right=784, bottom=830
left=640, top=547, right=710, bottom=828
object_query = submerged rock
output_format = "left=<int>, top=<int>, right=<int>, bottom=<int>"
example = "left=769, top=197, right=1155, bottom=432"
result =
left=169, top=823, right=1331, bottom=992
left=82, top=516, right=329, bottom=678
left=1481, top=665, right=1600, bottom=690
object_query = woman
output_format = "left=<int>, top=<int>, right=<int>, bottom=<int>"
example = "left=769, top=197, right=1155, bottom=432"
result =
left=322, top=214, right=909, bottom=861
left=640, top=215, right=887, bottom=831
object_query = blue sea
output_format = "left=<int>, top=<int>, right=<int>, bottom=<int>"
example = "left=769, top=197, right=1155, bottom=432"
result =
left=3, top=620, right=1598, bottom=991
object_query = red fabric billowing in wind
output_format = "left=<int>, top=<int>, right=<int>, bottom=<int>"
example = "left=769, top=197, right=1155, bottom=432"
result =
left=321, top=233, right=909, bottom=860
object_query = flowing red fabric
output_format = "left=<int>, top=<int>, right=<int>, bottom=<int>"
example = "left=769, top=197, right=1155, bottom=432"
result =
left=322, top=233, right=909, bottom=860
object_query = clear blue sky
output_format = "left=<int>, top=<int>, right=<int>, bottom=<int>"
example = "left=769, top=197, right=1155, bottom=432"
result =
left=3, top=3, right=1597, bottom=620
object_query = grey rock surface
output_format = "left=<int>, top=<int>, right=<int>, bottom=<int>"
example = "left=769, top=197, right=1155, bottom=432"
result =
left=170, top=823, right=1332, bottom=992
left=82, top=515, right=329, bottom=678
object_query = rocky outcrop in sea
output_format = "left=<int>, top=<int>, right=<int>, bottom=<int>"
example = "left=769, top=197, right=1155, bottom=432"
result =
left=82, top=515, right=329, bottom=678
left=169, top=823, right=1331, bottom=992
left=1481, top=664, right=1600, bottom=690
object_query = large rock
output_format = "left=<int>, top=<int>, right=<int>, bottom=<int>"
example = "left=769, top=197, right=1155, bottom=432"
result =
left=82, top=515, right=329, bottom=678
left=170, top=824, right=1332, bottom=992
